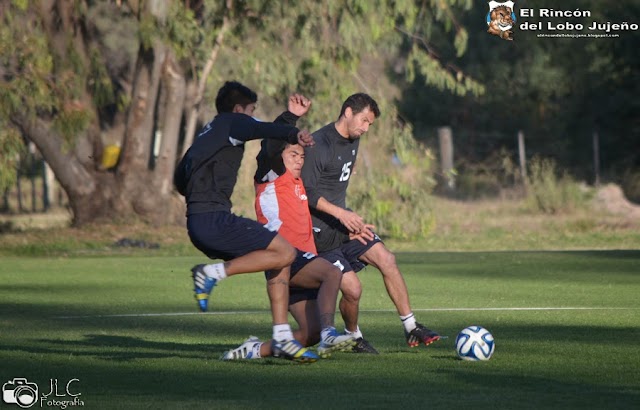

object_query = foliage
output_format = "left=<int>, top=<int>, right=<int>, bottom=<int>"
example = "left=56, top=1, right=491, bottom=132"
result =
left=452, top=147, right=518, bottom=199
left=349, top=111, right=437, bottom=239
left=0, top=128, right=24, bottom=192
left=400, top=0, right=639, bottom=190
left=1, top=0, right=486, bottom=227
left=525, top=157, right=591, bottom=214
left=621, top=170, right=640, bottom=203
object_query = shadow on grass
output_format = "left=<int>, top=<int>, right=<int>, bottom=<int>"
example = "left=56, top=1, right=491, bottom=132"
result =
left=1, top=335, right=638, bottom=410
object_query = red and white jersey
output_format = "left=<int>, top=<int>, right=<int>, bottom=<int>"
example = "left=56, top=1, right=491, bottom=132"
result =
left=255, top=169, right=317, bottom=254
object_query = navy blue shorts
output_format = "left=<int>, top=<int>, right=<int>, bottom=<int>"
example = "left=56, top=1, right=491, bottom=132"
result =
left=320, top=232, right=383, bottom=274
left=289, top=287, right=319, bottom=305
left=187, top=211, right=277, bottom=261
left=264, top=249, right=319, bottom=305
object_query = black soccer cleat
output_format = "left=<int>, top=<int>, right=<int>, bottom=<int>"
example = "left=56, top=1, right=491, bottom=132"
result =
left=351, top=337, right=379, bottom=354
left=405, top=322, right=441, bottom=347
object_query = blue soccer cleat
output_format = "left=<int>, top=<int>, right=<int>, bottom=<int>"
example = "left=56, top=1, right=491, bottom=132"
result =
left=272, top=339, right=319, bottom=363
left=191, top=264, right=217, bottom=312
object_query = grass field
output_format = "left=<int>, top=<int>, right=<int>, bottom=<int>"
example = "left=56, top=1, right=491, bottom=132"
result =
left=1, top=250, right=639, bottom=409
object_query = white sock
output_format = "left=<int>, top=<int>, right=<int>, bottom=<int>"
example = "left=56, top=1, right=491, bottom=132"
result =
left=345, top=326, right=363, bottom=339
left=203, top=263, right=227, bottom=281
left=273, top=324, right=294, bottom=342
left=400, top=312, right=417, bottom=333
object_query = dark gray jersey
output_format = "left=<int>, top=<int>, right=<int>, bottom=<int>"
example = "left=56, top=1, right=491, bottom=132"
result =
left=301, top=123, right=359, bottom=251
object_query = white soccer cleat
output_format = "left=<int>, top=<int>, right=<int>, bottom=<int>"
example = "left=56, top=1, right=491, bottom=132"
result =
left=317, top=327, right=357, bottom=358
left=220, top=336, right=262, bottom=361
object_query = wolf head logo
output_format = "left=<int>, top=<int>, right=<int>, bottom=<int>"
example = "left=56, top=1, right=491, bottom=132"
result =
left=486, top=1, right=516, bottom=41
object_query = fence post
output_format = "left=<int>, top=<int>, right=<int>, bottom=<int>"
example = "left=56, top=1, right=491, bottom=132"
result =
left=518, top=130, right=527, bottom=185
left=592, top=131, right=600, bottom=186
left=438, top=126, right=455, bottom=191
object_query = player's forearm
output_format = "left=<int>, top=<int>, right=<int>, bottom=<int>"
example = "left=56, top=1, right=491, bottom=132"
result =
left=273, top=111, right=299, bottom=125
left=314, top=197, right=346, bottom=219
left=228, top=113, right=299, bottom=143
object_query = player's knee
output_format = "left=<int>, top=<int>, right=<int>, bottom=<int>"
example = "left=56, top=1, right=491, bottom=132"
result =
left=341, top=281, right=362, bottom=302
left=274, top=243, right=296, bottom=268
left=328, top=264, right=342, bottom=282
left=283, top=245, right=297, bottom=265
left=377, top=249, right=397, bottom=271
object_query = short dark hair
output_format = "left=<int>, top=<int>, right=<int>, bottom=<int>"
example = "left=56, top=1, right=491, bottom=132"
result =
left=339, top=93, right=380, bottom=118
left=215, top=81, right=258, bottom=113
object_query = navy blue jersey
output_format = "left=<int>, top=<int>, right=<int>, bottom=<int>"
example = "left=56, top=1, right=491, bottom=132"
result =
left=174, top=113, right=299, bottom=215
left=301, top=123, right=359, bottom=251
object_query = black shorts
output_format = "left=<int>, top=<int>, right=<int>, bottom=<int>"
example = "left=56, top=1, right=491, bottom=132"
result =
left=262, top=249, right=320, bottom=305
left=289, top=250, right=319, bottom=304
left=289, top=287, right=319, bottom=305
left=187, top=211, right=277, bottom=261
left=320, top=232, right=383, bottom=274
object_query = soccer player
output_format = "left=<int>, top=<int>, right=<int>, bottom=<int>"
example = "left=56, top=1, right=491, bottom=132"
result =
left=221, top=95, right=355, bottom=361
left=300, top=93, right=441, bottom=353
left=174, top=81, right=319, bottom=362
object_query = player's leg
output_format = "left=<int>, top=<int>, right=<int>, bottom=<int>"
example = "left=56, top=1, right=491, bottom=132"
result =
left=289, top=297, right=321, bottom=347
left=359, top=242, right=412, bottom=316
left=289, top=257, right=341, bottom=329
left=188, top=212, right=318, bottom=361
left=339, top=270, right=362, bottom=334
left=338, top=270, right=378, bottom=354
left=319, top=248, right=378, bottom=354
left=221, top=296, right=320, bottom=361
left=189, top=212, right=297, bottom=275
left=359, top=242, right=440, bottom=347
left=289, top=254, right=356, bottom=356
left=251, top=266, right=316, bottom=363
left=188, top=212, right=297, bottom=312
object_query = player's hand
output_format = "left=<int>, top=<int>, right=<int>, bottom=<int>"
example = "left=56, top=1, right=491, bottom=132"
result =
left=297, top=129, right=314, bottom=147
left=337, top=209, right=365, bottom=234
left=349, top=224, right=376, bottom=245
left=288, top=94, right=311, bottom=117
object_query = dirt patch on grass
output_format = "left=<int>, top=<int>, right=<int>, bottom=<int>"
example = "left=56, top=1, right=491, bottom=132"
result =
left=593, top=183, right=640, bottom=220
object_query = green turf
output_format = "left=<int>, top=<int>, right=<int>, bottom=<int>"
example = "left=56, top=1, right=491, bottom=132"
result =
left=1, top=251, right=639, bottom=409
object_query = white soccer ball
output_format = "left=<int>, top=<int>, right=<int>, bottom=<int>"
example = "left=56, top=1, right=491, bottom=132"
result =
left=455, top=325, right=495, bottom=361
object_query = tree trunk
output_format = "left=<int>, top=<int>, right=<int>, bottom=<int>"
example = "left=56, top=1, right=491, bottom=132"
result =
left=181, top=0, right=233, bottom=157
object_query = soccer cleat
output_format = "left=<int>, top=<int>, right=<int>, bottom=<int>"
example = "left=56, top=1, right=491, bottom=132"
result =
left=191, top=264, right=217, bottom=312
left=220, top=336, right=262, bottom=361
left=317, top=328, right=357, bottom=358
left=272, top=339, right=319, bottom=363
left=350, top=337, right=379, bottom=354
left=405, top=322, right=441, bottom=347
